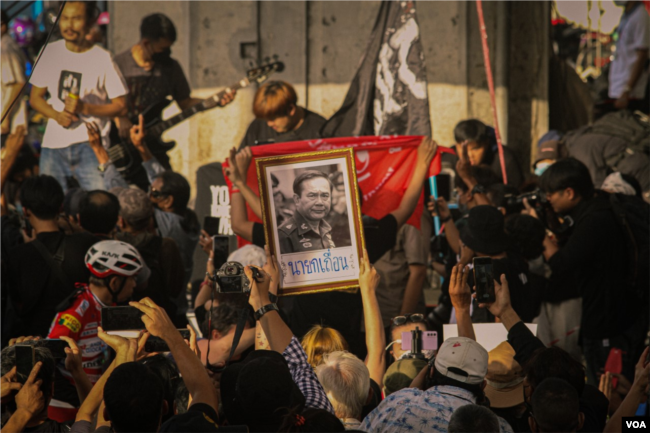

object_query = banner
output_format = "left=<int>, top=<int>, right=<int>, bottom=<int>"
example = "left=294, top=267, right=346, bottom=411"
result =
left=320, top=0, right=431, bottom=138
left=224, top=136, right=455, bottom=230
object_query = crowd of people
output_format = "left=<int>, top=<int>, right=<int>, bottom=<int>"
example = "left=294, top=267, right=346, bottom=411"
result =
left=1, top=1, right=650, bottom=432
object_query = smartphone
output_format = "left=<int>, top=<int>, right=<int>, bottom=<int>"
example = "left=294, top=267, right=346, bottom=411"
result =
left=473, top=257, right=496, bottom=303
left=41, top=339, right=69, bottom=359
left=436, top=173, right=452, bottom=203
left=144, top=330, right=191, bottom=353
left=401, top=330, right=438, bottom=351
left=203, top=216, right=221, bottom=237
left=212, top=235, right=231, bottom=269
left=20, top=215, right=33, bottom=237
left=101, top=306, right=144, bottom=331
left=15, top=344, right=35, bottom=384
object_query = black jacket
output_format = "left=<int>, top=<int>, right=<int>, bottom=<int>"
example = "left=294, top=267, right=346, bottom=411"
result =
left=547, top=195, right=637, bottom=339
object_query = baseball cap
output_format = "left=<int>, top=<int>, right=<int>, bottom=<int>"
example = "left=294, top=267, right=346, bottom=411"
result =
left=383, top=357, right=428, bottom=396
left=116, top=187, right=153, bottom=226
left=434, top=337, right=488, bottom=385
left=484, top=341, right=524, bottom=408
left=534, top=140, right=567, bottom=166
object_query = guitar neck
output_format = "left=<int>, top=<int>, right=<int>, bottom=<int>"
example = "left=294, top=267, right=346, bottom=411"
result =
left=148, top=77, right=251, bottom=137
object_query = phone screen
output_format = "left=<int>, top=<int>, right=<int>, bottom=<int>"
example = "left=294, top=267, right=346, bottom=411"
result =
left=15, top=345, right=35, bottom=384
left=203, top=217, right=221, bottom=237
left=41, top=339, right=68, bottom=359
left=436, top=173, right=452, bottom=202
left=212, top=235, right=230, bottom=269
left=101, top=306, right=145, bottom=331
left=473, top=257, right=495, bottom=303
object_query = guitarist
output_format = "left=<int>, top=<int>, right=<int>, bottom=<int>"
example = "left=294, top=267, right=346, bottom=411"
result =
left=113, top=13, right=234, bottom=185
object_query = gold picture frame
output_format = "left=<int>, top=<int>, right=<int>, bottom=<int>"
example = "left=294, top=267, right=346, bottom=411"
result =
left=256, top=148, right=366, bottom=295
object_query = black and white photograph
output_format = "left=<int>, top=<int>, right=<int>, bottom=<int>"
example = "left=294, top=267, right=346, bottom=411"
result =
left=256, top=149, right=365, bottom=295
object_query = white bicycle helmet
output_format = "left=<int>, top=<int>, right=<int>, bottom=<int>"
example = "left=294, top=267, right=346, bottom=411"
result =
left=85, top=241, right=144, bottom=279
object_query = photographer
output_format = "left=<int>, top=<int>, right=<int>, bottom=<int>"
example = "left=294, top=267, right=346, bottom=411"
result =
left=537, top=158, right=643, bottom=385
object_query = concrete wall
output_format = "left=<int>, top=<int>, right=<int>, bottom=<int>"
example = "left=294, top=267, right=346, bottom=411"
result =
left=108, top=1, right=550, bottom=194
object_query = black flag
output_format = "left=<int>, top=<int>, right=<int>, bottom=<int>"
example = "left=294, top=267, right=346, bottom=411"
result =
left=320, top=0, right=431, bottom=138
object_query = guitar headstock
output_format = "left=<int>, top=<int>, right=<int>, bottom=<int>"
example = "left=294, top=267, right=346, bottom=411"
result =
left=203, top=59, right=285, bottom=110
left=247, top=60, right=285, bottom=84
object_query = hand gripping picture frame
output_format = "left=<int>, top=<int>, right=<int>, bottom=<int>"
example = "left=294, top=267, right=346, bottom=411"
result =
left=256, top=148, right=365, bottom=295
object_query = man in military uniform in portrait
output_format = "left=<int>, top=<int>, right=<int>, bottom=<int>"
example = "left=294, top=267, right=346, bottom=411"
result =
left=278, top=170, right=338, bottom=254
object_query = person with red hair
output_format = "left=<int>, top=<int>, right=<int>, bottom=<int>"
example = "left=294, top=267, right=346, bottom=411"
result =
left=239, top=81, right=326, bottom=148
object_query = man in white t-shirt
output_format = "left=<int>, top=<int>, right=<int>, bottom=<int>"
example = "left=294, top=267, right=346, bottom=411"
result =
left=30, top=1, right=128, bottom=192
left=608, top=1, right=649, bottom=112
left=1, top=10, right=28, bottom=140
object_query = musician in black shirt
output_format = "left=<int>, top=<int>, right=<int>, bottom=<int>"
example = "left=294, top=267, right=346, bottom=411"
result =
left=239, top=80, right=325, bottom=148
left=113, top=14, right=234, bottom=178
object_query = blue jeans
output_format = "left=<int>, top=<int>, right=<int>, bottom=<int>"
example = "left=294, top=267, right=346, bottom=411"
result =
left=40, top=142, right=105, bottom=193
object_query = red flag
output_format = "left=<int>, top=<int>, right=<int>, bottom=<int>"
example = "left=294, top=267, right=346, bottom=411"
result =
left=224, top=135, right=455, bottom=231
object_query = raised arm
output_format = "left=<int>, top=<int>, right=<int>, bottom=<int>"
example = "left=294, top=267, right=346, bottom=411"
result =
left=130, top=297, right=219, bottom=410
left=604, top=347, right=650, bottom=433
left=234, top=147, right=263, bottom=219
left=449, top=264, right=476, bottom=341
left=359, top=250, right=386, bottom=385
left=478, top=274, right=545, bottom=366
left=73, top=328, right=138, bottom=424
left=390, top=137, right=437, bottom=228
left=85, top=122, right=129, bottom=190
left=129, top=114, right=165, bottom=182
left=429, top=196, right=461, bottom=254
left=226, top=148, right=258, bottom=241
left=60, top=336, right=93, bottom=404
left=455, top=142, right=490, bottom=206
left=3, top=363, right=43, bottom=433
left=245, top=259, right=292, bottom=354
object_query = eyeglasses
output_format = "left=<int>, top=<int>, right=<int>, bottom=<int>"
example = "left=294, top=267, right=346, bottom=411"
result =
left=148, top=186, right=169, bottom=199
left=392, top=313, right=425, bottom=327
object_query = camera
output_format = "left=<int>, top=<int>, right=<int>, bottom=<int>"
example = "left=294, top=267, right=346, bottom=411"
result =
left=209, top=261, right=261, bottom=294
left=507, top=189, right=548, bottom=208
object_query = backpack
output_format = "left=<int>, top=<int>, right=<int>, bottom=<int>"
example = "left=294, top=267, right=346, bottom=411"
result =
left=587, top=111, right=650, bottom=170
left=607, top=193, right=650, bottom=300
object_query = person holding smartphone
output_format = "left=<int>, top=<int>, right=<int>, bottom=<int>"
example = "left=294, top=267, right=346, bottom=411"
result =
left=457, top=205, right=538, bottom=324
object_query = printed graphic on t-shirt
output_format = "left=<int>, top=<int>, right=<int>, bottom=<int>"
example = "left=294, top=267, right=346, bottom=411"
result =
left=58, top=71, right=82, bottom=102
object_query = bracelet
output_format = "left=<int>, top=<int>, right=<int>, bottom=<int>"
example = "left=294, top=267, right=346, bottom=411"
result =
left=254, top=303, right=279, bottom=321
left=200, top=280, right=213, bottom=289
left=440, top=215, right=452, bottom=223
left=231, top=188, right=240, bottom=194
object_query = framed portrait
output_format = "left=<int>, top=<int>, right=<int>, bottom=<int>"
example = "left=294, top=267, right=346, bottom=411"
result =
left=256, top=148, right=365, bottom=295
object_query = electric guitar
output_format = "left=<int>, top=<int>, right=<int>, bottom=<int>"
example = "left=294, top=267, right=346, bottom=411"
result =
left=108, top=60, right=285, bottom=182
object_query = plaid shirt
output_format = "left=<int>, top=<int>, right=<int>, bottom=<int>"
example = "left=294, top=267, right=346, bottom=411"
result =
left=283, top=336, right=334, bottom=414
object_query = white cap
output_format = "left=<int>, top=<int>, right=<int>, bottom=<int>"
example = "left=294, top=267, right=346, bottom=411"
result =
left=435, top=337, right=488, bottom=385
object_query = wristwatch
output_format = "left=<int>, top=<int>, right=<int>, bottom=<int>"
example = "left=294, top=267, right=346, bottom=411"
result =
left=254, top=303, right=279, bottom=321
left=470, top=184, right=486, bottom=195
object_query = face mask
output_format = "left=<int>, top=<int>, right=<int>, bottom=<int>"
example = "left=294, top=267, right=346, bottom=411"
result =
left=151, top=48, right=172, bottom=65
left=534, top=162, right=551, bottom=177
